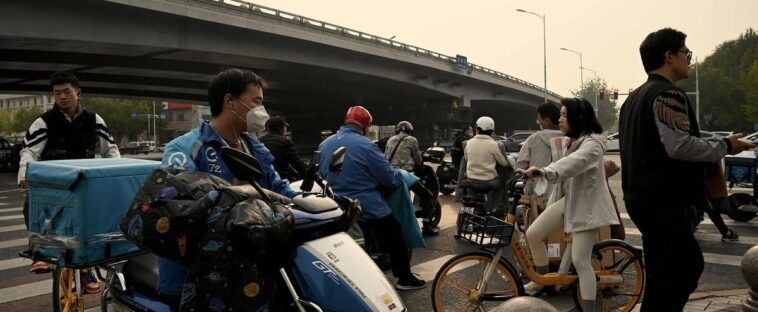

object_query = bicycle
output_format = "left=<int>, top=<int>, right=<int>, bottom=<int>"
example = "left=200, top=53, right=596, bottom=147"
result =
left=431, top=172, right=644, bottom=312
left=20, top=235, right=141, bottom=312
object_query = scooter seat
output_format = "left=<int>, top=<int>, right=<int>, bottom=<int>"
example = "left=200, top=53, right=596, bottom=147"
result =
left=292, top=193, right=339, bottom=213
left=118, top=253, right=178, bottom=311
left=459, top=179, right=498, bottom=192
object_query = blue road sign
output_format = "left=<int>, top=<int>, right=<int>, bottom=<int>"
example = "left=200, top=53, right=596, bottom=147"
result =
left=160, top=112, right=166, bottom=120
left=131, top=111, right=137, bottom=119
left=455, top=54, right=468, bottom=70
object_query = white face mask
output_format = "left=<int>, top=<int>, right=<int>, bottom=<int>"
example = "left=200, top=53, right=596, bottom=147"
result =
left=232, top=99, right=269, bottom=132
left=246, top=105, right=269, bottom=132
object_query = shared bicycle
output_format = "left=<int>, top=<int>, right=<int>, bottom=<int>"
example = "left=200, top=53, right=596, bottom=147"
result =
left=431, top=172, right=645, bottom=312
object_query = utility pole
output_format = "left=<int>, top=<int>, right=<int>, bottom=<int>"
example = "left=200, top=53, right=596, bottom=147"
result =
left=153, top=101, right=157, bottom=145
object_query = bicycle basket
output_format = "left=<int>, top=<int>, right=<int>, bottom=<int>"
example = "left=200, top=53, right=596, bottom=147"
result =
left=457, top=212, right=514, bottom=248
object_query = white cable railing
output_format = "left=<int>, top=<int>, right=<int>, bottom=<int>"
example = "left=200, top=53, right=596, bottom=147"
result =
left=165, top=0, right=562, bottom=99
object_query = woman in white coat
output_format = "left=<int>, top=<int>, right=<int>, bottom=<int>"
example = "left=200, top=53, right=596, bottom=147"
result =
left=521, top=97, right=620, bottom=311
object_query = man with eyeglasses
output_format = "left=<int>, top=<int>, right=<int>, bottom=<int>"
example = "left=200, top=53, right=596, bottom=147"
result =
left=619, top=28, right=756, bottom=311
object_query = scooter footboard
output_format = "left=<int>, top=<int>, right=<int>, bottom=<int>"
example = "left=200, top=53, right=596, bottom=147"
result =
left=288, top=232, right=405, bottom=312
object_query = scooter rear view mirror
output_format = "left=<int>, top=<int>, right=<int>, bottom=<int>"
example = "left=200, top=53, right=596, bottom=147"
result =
left=328, top=147, right=346, bottom=173
left=220, top=147, right=272, bottom=202
left=221, top=146, right=263, bottom=182
left=324, top=147, right=346, bottom=196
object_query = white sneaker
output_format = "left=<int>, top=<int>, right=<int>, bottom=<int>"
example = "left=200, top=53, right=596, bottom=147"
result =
left=524, top=281, right=544, bottom=296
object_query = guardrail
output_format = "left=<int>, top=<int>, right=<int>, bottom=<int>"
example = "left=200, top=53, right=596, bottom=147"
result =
left=164, top=0, right=562, bottom=99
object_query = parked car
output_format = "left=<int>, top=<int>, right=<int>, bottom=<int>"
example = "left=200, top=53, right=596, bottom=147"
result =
left=0, top=137, right=13, bottom=170
left=606, top=132, right=620, bottom=152
left=711, top=131, right=734, bottom=137
left=744, top=131, right=758, bottom=142
left=744, top=132, right=758, bottom=151
left=503, top=132, right=532, bottom=153
left=119, top=141, right=152, bottom=155
left=700, top=131, right=720, bottom=138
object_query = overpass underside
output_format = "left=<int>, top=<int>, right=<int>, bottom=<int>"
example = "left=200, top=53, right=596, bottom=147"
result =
left=0, top=0, right=550, bottom=149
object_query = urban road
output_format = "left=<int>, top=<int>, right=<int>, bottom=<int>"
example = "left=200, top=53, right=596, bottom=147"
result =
left=0, top=154, right=753, bottom=311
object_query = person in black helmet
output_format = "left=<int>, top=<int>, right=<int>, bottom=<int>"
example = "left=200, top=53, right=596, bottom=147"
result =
left=385, top=121, right=439, bottom=235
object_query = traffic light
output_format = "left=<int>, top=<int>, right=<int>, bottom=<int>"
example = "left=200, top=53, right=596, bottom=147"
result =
left=613, top=88, right=619, bottom=100
left=598, top=89, right=605, bottom=100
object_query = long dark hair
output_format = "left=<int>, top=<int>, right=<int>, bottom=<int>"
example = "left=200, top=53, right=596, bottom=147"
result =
left=562, top=97, right=603, bottom=138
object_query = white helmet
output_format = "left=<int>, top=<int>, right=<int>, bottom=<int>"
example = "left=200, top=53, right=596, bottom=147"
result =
left=475, top=116, right=495, bottom=131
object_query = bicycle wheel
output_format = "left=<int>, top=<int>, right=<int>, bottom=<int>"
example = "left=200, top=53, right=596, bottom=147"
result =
left=431, top=251, right=523, bottom=312
left=52, top=267, right=84, bottom=312
left=572, top=241, right=644, bottom=312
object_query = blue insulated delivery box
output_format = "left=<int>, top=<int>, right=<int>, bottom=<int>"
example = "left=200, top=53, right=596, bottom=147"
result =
left=724, top=151, right=757, bottom=184
left=27, top=158, right=160, bottom=266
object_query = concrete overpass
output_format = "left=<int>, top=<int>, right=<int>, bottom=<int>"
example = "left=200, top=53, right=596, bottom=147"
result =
left=0, top=0, right=562, bottom=146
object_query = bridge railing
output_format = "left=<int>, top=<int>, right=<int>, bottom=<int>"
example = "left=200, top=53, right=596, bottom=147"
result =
left=165, top=0, right=562, bottom=99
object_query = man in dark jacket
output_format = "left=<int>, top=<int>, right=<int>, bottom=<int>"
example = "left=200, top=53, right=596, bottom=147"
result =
left=259, top=116, right=308, bottom=181
left=619, top=28, right=755, bottom=311
left=451, top=126, right=473, bottom=173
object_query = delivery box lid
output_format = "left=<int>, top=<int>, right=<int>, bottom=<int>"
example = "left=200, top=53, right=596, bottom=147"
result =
left=27, top=158, right=160, bottom=190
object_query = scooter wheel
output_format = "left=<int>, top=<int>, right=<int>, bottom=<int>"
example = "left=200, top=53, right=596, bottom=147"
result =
left=727, top=193, right=757, bottom=222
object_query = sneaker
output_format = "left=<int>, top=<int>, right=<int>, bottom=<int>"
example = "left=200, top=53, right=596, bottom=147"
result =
left=722, top=230, right=739, bottom=242
left=524, top=281, right=544, bottom=296
left=81, top=270, right=101, bottom=293
left=396, top=274, right=427, bottom=290
left=29, top=261, right=51, bottom=274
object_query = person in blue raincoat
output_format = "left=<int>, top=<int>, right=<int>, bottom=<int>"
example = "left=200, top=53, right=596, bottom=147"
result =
left=317, top=106, right=427, bottom=291
left=157, top=68, right=299, bottom=307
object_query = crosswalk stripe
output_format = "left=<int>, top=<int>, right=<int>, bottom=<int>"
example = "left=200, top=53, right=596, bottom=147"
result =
left=0, top=207, right=22, bottom=213
left=409, top=254, right=456, bottom=281
left=0, top=203, right=7, bottom=206
left=0, top=189, right=22, bottom=194
left=0, top=224, right=26, bottom=233
left=0, top=279, right=50, bottom=304
left=0, top=215, right=23, bottom=221
left=625, top=227, right=758, bottom=245
left=0, top=257, right=31, bottom=271
left=703, top=252, right=743, bottom=267
left=619, top=212, right=758, bottom=226
left=0, top=238, right=27, bottom=249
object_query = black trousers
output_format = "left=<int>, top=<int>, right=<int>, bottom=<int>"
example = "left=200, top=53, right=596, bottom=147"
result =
left=23, top=195, right=29, bottom=231
left=626, top=201, right=704, bottom=311
left=704, top=198, right=730, bottom=236
left=409, top=182, right=435, bottom=223
left=359, top=215, right=412, bottom=279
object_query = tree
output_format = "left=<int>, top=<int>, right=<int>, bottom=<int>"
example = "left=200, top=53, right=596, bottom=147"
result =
left=677, top=28, right=758, bottom=132
left=570, top=77, right=619, bottom=132
left=80, top=98, right=167, bottom=144
left=10, top=107, right=44, bottom=134
left=0, top=110, right=12, bottom=134
left=741, top=60, right=758, bottom=124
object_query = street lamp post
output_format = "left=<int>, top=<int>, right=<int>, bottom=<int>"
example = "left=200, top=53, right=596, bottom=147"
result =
left=560, top=47, right=583, bottom=89
left=580, top=67, right=598, bottom=117
left=517, top=9, right=547, bottom=103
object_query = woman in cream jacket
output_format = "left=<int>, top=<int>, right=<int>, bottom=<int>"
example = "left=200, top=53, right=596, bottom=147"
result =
left=521, top=98, right=620, bottom=311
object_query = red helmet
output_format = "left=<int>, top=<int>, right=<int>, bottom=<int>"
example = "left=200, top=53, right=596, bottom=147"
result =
left=344, top=106, right=373, bottom=129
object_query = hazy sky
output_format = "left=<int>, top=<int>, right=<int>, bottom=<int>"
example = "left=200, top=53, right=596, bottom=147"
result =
left=249, top=0, right=758, bottom=98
